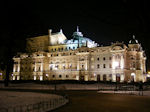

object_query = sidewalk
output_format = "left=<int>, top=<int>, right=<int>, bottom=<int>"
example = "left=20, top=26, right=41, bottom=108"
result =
left=0, top=91, right=68, bottom=112
left=98, top=90, right=150, bottom=96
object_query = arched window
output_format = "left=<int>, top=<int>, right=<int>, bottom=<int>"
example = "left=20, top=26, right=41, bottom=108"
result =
left=66, top=75, right=69, bottom=78
left=59, top=75, right=62, bottom=78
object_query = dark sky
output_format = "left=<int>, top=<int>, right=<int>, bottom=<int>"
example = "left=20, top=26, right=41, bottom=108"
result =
left=0, top=0, right=150, bottom=70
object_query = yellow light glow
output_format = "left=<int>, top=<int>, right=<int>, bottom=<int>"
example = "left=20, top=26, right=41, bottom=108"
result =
left=40, top=76, right=43, bottom=81
left=131, top=73, right=135, bottom=76
left=147, top=75, right=150, bottom=77
left=34, top=76, right=36, bottom=80
left=46, top=74, right=49, bottom=77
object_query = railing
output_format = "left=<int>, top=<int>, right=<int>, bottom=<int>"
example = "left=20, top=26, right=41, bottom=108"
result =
left=0, top=96, right=69, bottom=112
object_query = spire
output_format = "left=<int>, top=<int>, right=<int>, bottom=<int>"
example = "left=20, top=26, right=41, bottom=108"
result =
left=133, top=35, right=135, bottom=39
left=77, top=26, right=79, bottom=32
left=73, top=26, right=83, bottom=38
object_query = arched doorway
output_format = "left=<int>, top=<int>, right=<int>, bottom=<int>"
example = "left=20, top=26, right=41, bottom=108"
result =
left=80, top=76, right=84, bottom=81
left=97, top=75, right=100, bottom=81
left=116, top=74, right=120, bottom=82
left=103, top=74, right=106, bottom=82
left=131, top=73, right=135, bottom=82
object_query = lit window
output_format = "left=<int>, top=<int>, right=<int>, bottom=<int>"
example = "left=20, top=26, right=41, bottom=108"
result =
left=63, top=65, right=65, bottom=69
left=50, top=66, right=52, bottom=70
left=91, top=58, right=94, bottom=61
left=112, top=61, right=119, bottom=69
left=55, top=65, right=59, bottom=69
left=69, top=64, right=72, bottom=68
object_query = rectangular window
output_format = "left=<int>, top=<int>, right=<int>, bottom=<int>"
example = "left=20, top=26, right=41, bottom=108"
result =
left=103, top=64, right=106, bottom=68
left=97, top=64, right=100, bottom=69
left=103, top=57, right=106, bottom=61
left=109, top=57, right=112, bottom=60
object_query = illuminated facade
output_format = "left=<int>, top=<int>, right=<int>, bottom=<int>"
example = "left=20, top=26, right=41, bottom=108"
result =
left=13, top=28, right=147, bottom=82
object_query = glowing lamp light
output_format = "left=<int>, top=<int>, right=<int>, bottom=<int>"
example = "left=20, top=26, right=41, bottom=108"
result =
left=131, top=73, right=135, bottom=76
left=34, top=76, right=36, bottom=80
left=40, top=76, right=43, bottom=81
left=112, top=61, right=119, bottom=69
left=0, top=73, right=2, bottom=75
left=46, top=74, right=49, bottom=77
left=11, top=74, right=13, bottom=76
left=147, top=75, right=150, bottom=77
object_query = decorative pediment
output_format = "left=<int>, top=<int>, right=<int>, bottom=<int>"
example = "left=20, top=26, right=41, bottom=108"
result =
left=112, top=46, right=123, bottom=50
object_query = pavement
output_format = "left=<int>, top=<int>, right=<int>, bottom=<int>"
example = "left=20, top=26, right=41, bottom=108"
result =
left=0, top=91, right=61, bottom=109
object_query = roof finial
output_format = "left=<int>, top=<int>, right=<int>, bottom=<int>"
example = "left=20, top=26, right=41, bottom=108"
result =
left=77, top=26, right=79, bottom=32
left=60, top=29, right=63, bottom=33
left=133, top=35, right=135, bottom=39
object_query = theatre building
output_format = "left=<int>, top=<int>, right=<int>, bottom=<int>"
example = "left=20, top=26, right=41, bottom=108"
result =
left=12, top=27, right=147, bottom=82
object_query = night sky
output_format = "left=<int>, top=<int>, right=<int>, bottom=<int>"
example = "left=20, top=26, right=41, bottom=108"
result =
left=0, top=0, right=150, bottom=70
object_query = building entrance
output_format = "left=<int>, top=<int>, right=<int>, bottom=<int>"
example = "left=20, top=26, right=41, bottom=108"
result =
left=103, top=75, right=106, bottom=81
left=80, top=76, right=85, bottom=81
left=116, top=74, right=120, bottom=82
left=97, top=75, right=100, bottom=81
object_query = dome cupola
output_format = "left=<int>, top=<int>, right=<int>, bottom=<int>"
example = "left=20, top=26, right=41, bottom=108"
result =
left=129, top=35, right=138, bottom=44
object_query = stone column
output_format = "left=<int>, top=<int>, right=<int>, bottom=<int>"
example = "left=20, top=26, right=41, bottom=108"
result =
left=120, top=55, right=124, bottom=69
left=13, top=65, right=16, bottom=72
left=41, top=62, right=43, bottom=72
left=17, top=64, right=20, bottom=72
left=35, top=62, right=37, bottom=72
